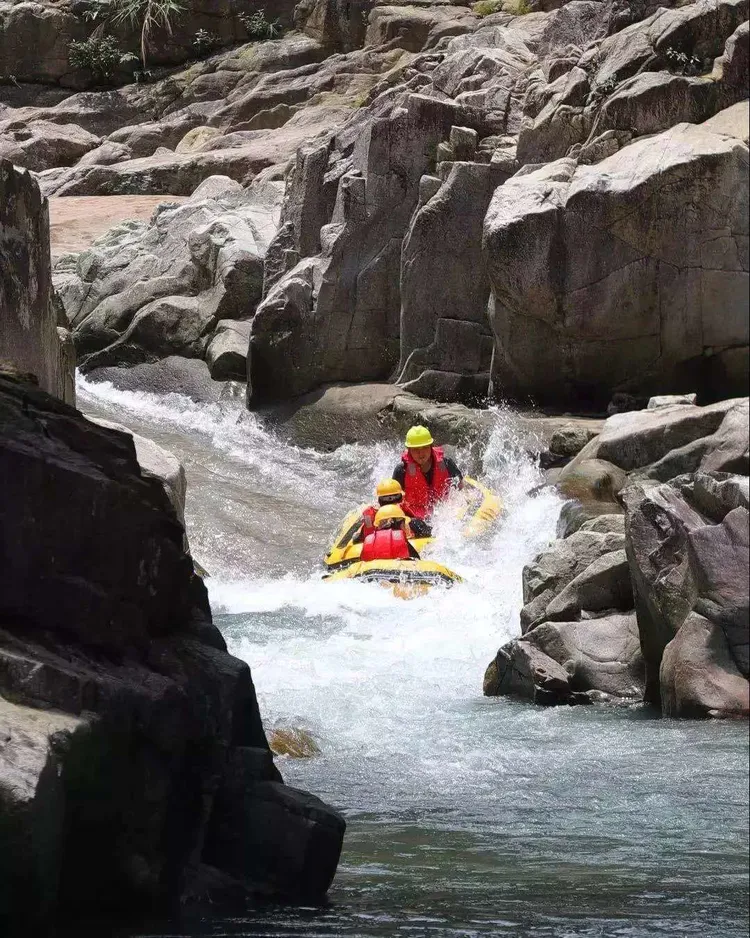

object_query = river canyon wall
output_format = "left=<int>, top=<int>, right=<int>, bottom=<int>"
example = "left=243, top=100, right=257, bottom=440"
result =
left=0, top=164, right=344, bottom=936
left=1, top=8, right=749, bottom=931
left=0, top=0, right=746, bottom=409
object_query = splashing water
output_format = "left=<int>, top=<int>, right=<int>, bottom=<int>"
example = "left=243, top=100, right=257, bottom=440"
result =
left=77, top=375, right=749, bottom=938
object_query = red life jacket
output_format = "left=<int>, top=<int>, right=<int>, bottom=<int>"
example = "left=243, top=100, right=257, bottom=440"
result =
left=361, top=529, right=412, bottom=562
left=400, top=446, right=452, bottom=519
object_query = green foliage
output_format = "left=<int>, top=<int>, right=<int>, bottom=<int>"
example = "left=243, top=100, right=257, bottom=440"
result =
left=68, top=35, right=136, bottom=82
left=238, top=8, right=282, bottom=40
left=109, top=0, right=187, bottom=70
left=472, top=0, right=503, bottom=16
left=664, top=46, right=703, bottom=75
left=193, top=28, right=222, bottom=55
left=508, top=0, right=532, bottom=13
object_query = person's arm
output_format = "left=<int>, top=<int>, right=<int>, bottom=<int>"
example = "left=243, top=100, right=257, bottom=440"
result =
left=444, top=456, right=464, bottom=487
left=392, top=462, right=406, bottom=488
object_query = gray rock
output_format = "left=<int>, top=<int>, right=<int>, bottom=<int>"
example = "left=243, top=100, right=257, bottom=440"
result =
left=483, top=639, right=581, bottom=706
left=486, top=120, right=749, bottom=408
left=1, top=161, right=74, bottom=405
left=57, top=184, right=282, bottom=371
left=556, top=500, right=625, bottom=539
left=660, top=612, right=749, bottom=717
left=191, top=175, right=246, bottom=201
left=396, top=161, right=497, bottom=403
left=86, top=357, right=223, bottom=404
left=543, top=548, right=633, bottom=621
left=0, top=119, right=100, bottom=172
left=568, top=398, right=746, bottom=476
left=689, top=506, right=749, bottom=675
left=624, top=473, right=750, bottom=711
left=549, top=423, right=599, bottom=458
left=85, top=416, right=188, bottom=530
left=521, top=530, right=626, bottom=632
left=579, top=513, right=626, bottom=536
left=206, top=320, right=252, bottom=381
left=0, top=698, right=89, bottom=937
left=647, top=393, right=698, bottom=410
left=249, top=93, right=495, bottom=404
left=557, top=458, right=628, bottom=502
left=527, top=612, right=645, bottom=699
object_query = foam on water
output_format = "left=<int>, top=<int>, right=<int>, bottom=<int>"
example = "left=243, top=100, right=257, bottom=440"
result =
left=78, top=373, right=750, bottom=938
left=79, top=371, right=559, bottom=792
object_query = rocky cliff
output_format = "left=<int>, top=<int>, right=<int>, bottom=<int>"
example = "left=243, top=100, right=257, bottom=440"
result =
left=0, top=370, right=345, bottom=936
left=485, top=395, right=750, bottom=718
left=0, top=166, right=344, bottom=936
left=0, top=160, right=75, bottom=403
left=0, top=0, right=745, bottom=409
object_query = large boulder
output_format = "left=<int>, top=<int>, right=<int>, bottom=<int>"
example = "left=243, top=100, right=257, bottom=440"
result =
left=624, top=471, right=750, bottom=714
left=395, top=159, right=498, bottom=403
left=56, top=181, right=283, bottom=372
left=485, top=117, right=749, bottom=408
left=0, top=373, right=344, bottom=934
left=248, top=93, right=496, bottom=404
left=0, top=118, right=100, bottom=172
left=520, top=529, right=626, bottom=632
left=564, top=398, right=749, bottom=481
left=0, top=161, right=75, bottom=405
left=527, top=613, right=645, bottom=699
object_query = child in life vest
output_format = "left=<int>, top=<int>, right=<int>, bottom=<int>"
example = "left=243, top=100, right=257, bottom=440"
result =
left=360, top=505, right=421, bottom=562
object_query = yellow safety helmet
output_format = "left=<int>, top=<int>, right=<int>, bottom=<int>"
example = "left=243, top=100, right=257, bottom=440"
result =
left=376, top=478, right=404, bottom=499
left=374, top=504, right=407, bottom=528
left=405, top=425, right=434, bottom=448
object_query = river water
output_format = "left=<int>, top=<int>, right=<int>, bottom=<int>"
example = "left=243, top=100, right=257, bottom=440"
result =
left=77, top=377, right=749, bottom=938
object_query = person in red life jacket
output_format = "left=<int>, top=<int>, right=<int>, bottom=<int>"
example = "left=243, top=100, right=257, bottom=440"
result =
left=360, top=505, right=421, bottom=562
left=353, top=479, right=433, bottom=543
left=391, top=425, right=463, bottom=520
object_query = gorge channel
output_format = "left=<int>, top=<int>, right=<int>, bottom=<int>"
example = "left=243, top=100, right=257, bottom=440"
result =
left=73, top=375, right=749, bottom=938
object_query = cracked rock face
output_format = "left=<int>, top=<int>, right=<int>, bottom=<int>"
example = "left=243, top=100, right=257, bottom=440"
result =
left=485, top=120, right=750, bottom=408
left=55, top=179, right=283, bottom=373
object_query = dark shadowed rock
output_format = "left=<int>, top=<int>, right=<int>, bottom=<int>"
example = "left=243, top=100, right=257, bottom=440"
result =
left=483, top=639, right=585, bottom=706
left=0, top=161, right=75, bottom=405
left=0, top=375, right=344, bottom=934
left=206, top=778, right=345, bottom=899
left=86, top=357, right=223, bottom=404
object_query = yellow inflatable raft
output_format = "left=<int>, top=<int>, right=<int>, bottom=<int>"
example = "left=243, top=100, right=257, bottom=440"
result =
left=323, top=477, right=502, bottom=571
left=321, top=478, right=502, bottom=596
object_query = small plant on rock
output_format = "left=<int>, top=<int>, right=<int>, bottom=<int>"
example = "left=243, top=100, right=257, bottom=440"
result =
left=238, top=8, right=282, bottom=40
left=68, top=35, right=136, bottom=82
left=664, top=46, right=703, bottom=76
left=472, top=0, right=503, bottom=16
left=110, top=0, right=187, bottom=72
left=193, top=28, right=222, bottom=55
left=507, top=0, right=532, bottom=13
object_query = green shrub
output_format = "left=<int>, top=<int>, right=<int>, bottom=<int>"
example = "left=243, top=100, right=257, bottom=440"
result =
left=472, top=0, right=503, bottom=16
left=68, top=35, right=135, bottom=81
left=110, top=0, right=186, bottom=70
left=508, top=0, right=532, bottom=13
left=193, top=28, right=222, bottom=55
left=238, top=9, right=282, bottom=40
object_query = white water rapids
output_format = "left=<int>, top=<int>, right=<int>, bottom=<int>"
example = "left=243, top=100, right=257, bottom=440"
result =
left=76, top=375, right=749, bottom=938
